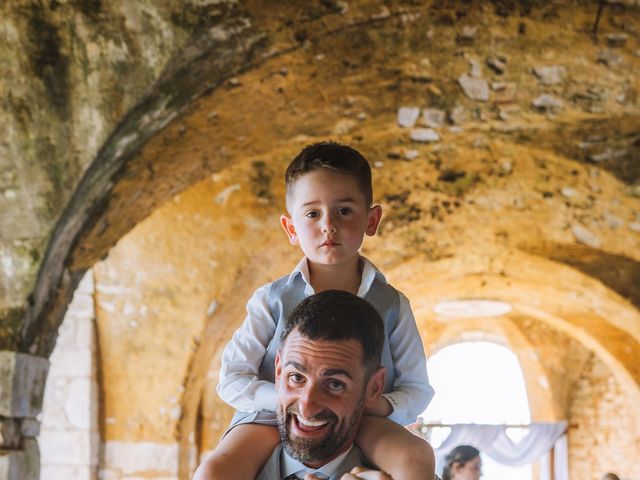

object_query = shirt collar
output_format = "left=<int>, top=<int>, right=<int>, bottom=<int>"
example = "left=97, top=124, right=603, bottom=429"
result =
left=281, top=445, right=353, bottom=479
left=287, top=256, right=387, bottom=298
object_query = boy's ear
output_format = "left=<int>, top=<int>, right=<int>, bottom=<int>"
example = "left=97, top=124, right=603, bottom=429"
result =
left=365, top=204, right=383, bottom=236
left=280, top=214, right=298, bottom=245
left=364, top=367, right=386, bottom=408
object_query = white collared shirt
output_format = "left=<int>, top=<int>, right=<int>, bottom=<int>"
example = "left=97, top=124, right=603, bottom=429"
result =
left=281, top=445, right=353, bottom=479
left=217, top=256, right=433, bottom=425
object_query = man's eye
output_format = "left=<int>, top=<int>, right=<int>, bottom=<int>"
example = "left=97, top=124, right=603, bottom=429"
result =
left=327, top=380, right=345, bottom=391
left=289, top=373, right=304, bottom=384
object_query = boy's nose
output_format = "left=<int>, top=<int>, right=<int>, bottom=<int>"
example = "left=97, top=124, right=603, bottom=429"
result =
left=321, top=218, right=337, bottom=233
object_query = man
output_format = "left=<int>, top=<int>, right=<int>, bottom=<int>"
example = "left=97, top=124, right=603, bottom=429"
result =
left=194, top=289, right=395, bottom=479
left=258, top=289, right=391, bottom=480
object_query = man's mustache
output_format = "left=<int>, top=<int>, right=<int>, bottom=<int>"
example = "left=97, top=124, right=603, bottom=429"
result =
left=286, top=405, right=338, bottom=424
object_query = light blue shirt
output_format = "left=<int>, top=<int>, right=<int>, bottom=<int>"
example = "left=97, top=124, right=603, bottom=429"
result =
left=218, top=256, right=434, bottom=425
left=281, top=446, right=353, bottom=479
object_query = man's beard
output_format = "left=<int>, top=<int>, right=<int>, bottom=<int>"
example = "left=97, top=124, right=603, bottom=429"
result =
left=277, top=396, right=364, bottom=464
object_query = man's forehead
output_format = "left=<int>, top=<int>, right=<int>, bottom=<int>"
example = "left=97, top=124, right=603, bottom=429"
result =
left=281, top=329, right=364, bottom=373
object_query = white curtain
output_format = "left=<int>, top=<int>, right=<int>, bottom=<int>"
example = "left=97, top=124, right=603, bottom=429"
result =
left=433, top=422, right=568, bottom=477
left=539, top=434, right=569, bottom=480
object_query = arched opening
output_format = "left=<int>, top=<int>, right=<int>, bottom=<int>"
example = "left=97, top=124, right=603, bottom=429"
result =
left=421, top=341, right=533, bottom=480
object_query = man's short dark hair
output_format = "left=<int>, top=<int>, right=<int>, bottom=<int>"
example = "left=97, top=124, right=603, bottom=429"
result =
left=281, top=290, right=384, bottom=377
left=285, top=141, right=373, bottom=206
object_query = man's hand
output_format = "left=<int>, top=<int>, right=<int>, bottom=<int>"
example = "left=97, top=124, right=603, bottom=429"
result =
left=339, top=466, right=394, bottom=479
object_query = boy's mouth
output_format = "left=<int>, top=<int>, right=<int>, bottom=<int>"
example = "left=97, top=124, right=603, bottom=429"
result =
left=321, top=239, right=340, bottom=247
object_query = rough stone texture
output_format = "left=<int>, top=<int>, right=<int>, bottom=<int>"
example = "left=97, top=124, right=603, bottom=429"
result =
left=410, top=128, right=440, bottom=143
left=100, top=441, right=179, bottom=478
left=0, top=438, right=40, bottom=480
left=0, top=352, right=48, bottom=418
left=533, top=65, right=566, bottom=85
left=0, top=419, right=20, bottom=449
left=458, top=73, right=490, bottom=101
left=397, top=106, right=420, bottom=128
left=0, top=0, right=213, bottom=315
left=568, top=355, right=640, bottom=480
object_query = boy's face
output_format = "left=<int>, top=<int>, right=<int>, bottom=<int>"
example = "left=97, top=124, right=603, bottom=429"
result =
left=280, top=169, right=382, bottom=267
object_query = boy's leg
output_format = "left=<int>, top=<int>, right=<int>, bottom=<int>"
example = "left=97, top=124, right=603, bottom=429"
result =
left=193, top=423, right=280, bottom=480
left=357, top=416, right=435, bottom=480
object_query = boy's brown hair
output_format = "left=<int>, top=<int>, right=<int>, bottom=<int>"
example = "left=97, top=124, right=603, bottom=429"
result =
left=285, top=141, right=373, bottom=206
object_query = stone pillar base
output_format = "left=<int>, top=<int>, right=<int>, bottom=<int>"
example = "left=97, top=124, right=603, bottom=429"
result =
left=0, top=439, right=40, bottom=480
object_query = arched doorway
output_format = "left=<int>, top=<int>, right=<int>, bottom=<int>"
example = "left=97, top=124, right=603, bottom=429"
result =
left=421, top=341, right=533, bottom=480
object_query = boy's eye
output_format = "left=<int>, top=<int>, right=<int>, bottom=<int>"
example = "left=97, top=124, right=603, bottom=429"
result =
left=305, top=211, right=319, bottom=218
left=337, top=207, right=352, bottom=215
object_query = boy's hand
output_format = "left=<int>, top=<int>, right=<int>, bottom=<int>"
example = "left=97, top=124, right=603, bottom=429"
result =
left=364, top=396, right=392, bottom=417
left=340, top=466, right=393, bottom=479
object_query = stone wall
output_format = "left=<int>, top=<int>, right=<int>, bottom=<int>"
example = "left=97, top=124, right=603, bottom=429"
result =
left=568, top=354, right=640, bottom=480
left=39, top=273, right=99, bottom=480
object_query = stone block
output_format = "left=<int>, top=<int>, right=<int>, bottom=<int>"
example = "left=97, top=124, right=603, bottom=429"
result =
left=40, top=464, right=95, bottom=480
left=65, top=378, right=91, bottom=429
left=74, top=316, right=96, bottom=346
left=75, top=272, right=94, bottom=294
left=0, top=351, right=49, bottom=418
left=0, top=438, right=40, bottom=480
left=47, top=347, right=92, bottom=378
left=0, top=419, right=20, bottom=448
left=39, top=431, right=91, bottom=466
left=20, top=419, right=40, bottom=438
left=66, top=293, right=95, bottom=317
left=103, top=441, right=178, bottom=476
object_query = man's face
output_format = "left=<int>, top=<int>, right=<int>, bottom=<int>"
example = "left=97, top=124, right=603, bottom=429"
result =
left=274, top=328, right=383, bottom=468
left=280, top=169, right=382, bottom=267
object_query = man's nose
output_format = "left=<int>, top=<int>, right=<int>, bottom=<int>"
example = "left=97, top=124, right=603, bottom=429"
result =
left=297, top=383, right=323, bottom=418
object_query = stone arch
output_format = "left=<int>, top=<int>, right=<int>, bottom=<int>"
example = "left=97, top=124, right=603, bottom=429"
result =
left=17, top=0, right=437, bottom=360
left=392, top=246, right=640, bottom=426
left=18, top=13, right=268, bottom=358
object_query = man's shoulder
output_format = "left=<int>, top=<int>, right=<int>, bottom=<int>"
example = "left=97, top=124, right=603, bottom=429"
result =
left=341, top=445, right=370, bottom=471
left=255, top=444, right=282, bottom=480
left=255, top=445, right=370, bottom=480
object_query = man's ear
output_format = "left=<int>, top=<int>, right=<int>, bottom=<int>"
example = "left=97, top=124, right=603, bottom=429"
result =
left=274, top=350, right=282, bottom=381
left=365, top=205, right=383, bottom=236
left=280, top=214, right=298, bottom=245
left=364, top=367, right=386, bottom=408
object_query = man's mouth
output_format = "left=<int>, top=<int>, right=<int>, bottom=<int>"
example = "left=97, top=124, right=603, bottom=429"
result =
left=293, top=414, right=329, bottom=433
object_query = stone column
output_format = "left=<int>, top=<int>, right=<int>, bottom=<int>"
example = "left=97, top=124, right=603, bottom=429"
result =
left=0, top=351, right=49, bottom=480
left=39, top=273, right=98, bottom=480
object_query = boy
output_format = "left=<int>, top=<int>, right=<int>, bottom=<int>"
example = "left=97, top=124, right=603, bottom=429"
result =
left=197, top=141, right=435, bottom=479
